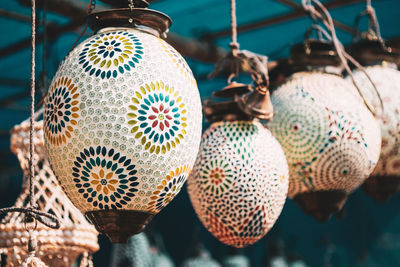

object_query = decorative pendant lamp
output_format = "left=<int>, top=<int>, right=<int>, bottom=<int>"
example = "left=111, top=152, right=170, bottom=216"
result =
left=43, top=0, right=202, bottom=243
left=267, top=0, right=381, bottom=221
left=187, top=0, right=288, bottom=248
left=346, top=1, right=400, bottom=202
left=0, top=120, right=99, bottom=266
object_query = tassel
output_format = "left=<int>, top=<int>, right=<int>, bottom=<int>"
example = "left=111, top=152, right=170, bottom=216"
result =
left=22, top=253, right=48, bottom=267
left=79, top=252, right=94, bottom=267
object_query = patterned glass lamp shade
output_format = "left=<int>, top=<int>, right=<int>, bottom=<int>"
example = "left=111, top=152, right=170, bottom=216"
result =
left=268, top=69, right=381, bottom=221
left=348, top=41, right=400, bottom=202
left=187, top=121, right=289, bottom=248
left=44, top=8, right=202, bottom=243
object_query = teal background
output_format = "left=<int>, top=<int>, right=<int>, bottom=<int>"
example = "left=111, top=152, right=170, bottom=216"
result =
left=1, top=0, right=400, bottom=266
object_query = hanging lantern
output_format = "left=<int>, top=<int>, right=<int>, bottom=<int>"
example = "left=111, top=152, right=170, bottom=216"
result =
left=267, top=41, right=381, bottom=221
left=188, top=120, right=288, bottom=247
left=0, top=120, right=98, bottom=266
left=43, top=0, right=202, bottom=243
left=347, top=3, right=400, bottom=202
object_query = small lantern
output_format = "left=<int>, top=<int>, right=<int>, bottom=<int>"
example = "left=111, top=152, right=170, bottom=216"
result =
left=44, top=1, right=202, bottom=243
left=267, top=41, right=381, bottom=221
left=348, top=40, right=400, bottom=202
left=188, top=120, right=289, bottom=247
left=0, top=121, right=98, bottom=266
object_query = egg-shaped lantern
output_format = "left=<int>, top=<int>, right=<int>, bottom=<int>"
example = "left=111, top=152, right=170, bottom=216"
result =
left=267, top=41, right=381, bottom=221
left=348, top=41, right=400, bottom=202
left=43, top=4, right=202, bottom=243
left=187, top=120, right=289, bottom=248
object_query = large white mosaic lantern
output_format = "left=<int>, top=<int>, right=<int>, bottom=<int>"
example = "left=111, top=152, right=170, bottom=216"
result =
left=348, top=41, right=400, bottom=202
left=43, top=7, right=202, bottom=242
left=187, top=121, right=289, bottom=248
left=267, top=42, right=381, bottom=221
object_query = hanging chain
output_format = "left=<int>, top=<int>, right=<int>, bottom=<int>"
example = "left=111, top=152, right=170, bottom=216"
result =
left=0, top=0, right=60, bottom=254
left=301, top=0, right=384, bottom=118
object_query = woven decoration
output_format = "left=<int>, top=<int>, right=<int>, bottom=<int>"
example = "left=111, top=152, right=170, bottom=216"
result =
left=349, top=64, right=400, bottom=201
left=187, top=121, right=288, bottom=248
left=0, top=121, right=98, bottom=267
left=44, top=26, right=202, bottom=242
left=111, top=232, right=152, bottom=267
left=268, top=71, right=381, bottom=198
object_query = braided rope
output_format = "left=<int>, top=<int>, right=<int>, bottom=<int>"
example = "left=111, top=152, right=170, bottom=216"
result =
left=0, top=0, right=60, bottom=254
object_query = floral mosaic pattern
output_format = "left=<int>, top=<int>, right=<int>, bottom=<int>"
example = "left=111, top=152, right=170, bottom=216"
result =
left=199, top=159, right=233, bottom=196
left=78, top=31, right=143, bottom=79
left=72, top=146, right=139, bottom=210
left=44, top=27, right=202, bottom=214
left=187, top=121, right=289, bottom=248
left=128, top=81, right=187, bottom=154
left=268, top=72, right=381, bottom=198
left=147, top=165, right=190, bottom=213
left=44, top=76, right=80, bottom=146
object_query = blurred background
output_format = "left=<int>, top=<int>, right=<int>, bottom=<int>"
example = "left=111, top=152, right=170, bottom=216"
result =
left=0, top=0, right=400, bottom=266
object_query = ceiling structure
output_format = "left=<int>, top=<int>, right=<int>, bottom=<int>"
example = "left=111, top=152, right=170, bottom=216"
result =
left=0, top=1, right=400, bottom=266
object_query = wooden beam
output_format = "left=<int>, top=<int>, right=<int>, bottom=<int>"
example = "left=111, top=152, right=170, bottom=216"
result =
left=275, top=0, right=354, bottom=33
left=14, top=0, right=225, bottom=63
left=0, top=18, right=84, bottom=59
left=203, top=0, right=365, bottom=40
left=0, top=9, right=31, bottom=23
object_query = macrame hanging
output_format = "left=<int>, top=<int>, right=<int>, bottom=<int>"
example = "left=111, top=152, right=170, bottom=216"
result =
left=0, top=120, right=99, bottom=266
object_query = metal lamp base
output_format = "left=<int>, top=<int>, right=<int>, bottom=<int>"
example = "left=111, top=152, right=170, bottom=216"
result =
left=86, top=210, right=154, bottom=243
left=293, top=190, right=348, bottom=222
left=362, top=175, right=400, bottom=203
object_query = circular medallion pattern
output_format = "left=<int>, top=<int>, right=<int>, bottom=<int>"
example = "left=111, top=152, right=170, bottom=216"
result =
left=72, top=146, right=139, bottom=210
left=44, top=76, right=80, bottom=146
left=128, top=81, right=187, bottom=154
left=78, top=30, right=143, bottom=79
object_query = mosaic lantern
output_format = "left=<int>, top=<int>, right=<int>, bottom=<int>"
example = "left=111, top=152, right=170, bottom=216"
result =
left=348, top=41, right=400, bottom=202
left=0, top=121, right=98, bottom=266
left=267, top=41, right=381, bottom=221
left=187, top=120, right=289, bottom=247
left=43, top=5, right=202, bottom=243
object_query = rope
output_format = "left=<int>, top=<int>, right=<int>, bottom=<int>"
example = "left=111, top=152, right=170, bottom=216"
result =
left=0, top=0, right=60, bottom=253
left=229, top=0, right=239, bottom=50
left=301, top=0, right=383, bottom=118
left=29, top=0, right=36, bottom=212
